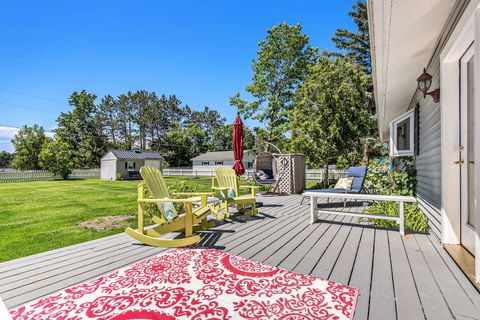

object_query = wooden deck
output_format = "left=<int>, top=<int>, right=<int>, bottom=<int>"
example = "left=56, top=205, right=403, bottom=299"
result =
left=1, top=195, right=479, bottom=319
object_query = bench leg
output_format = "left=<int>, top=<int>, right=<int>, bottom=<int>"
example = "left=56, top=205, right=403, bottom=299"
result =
left=398, top=201, right=405, bottom=236
left=310, top=196, right=317, bottom=224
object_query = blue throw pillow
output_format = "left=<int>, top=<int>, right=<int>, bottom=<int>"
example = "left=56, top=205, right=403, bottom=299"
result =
left=221, top=187, right=235, bottom=200
left=158, top=200, right=178, bottom=221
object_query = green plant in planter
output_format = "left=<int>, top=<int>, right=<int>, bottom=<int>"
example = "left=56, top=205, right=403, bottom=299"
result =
left=364, top=158, right=429, bottom=232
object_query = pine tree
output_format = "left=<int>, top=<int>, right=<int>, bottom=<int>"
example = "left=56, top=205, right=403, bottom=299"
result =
left=331, top=0, right=371, bottom=74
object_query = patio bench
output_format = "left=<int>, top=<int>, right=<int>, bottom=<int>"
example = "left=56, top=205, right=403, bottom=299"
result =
left=303, top=191, right=417, bottom=236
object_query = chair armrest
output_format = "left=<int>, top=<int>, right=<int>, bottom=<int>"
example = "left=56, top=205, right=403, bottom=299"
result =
left=239, top=186, right=260, bottom=189
left=138, top=198, right=195, bottom=203
left=173, top=192, right=214, bottom=196
left=212, top=187, right=230, bottom=191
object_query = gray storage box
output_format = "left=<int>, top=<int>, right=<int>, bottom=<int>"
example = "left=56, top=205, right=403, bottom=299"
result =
left=275, top=154, right=306, bottom=194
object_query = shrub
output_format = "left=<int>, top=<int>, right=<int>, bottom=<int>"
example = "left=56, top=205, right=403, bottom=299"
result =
left=39, top=139, right=73, bottom=179
left=364, top=158, right=429, bottom=232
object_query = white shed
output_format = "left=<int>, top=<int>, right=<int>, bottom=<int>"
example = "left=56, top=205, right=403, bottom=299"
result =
left=100, top=149, right=164, bottom=181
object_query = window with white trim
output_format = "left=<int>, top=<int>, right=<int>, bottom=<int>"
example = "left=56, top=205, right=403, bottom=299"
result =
left=127, top=161, right=136, bottom=171
left=215, top=161, right=223, bottom=165
left=389, top=109, right=416, bottom=157
left=202, top=161, right=209, bottom=166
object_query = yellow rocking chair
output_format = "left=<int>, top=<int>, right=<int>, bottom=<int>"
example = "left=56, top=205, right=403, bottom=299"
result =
left=212, top=167, right=259, bottom=218
left=125, top=166, right=214, bottom=247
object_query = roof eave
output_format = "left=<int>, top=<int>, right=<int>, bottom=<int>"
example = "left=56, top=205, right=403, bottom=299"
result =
left=366, top=0, right=386, bottom=141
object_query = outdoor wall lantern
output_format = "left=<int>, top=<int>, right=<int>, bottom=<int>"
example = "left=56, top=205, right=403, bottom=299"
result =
left=417, top=68, right=440, bottom=103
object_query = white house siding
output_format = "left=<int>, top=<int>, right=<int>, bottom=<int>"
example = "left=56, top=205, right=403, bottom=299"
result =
left=191, top=152, right=256, bottom=171
left=408, top=1, right=469, bottom=239
left=192, top=160, right=254, bottom=171
left=144, top=159, right=162, bottom=171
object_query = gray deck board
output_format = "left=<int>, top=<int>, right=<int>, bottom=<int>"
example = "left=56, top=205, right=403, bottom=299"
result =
left=416, top=234, right=480, bottom=319
left=389, top=231, right=424, bottom=320
left=404, top=232, right=454, bottom=319
left=368, top=229, right=396, bottom=320
left=349, top=225, right=375, bottom=320
left=0, top=194, right=479, bottom=320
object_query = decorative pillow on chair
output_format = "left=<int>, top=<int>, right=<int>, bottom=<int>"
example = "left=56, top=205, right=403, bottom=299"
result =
left=334, top=177, right=354, bottom=190
left=158, top=200, right=178, bottom=221
left=221, top=187, right=236, bottom=200
left=256, top=170, right=269, bottom=180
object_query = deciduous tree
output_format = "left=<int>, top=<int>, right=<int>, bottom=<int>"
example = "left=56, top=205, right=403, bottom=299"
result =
left=39, top=138, right=73, bottom=179
left=231, top=23, right=318, bottom=146
left=11, top=125, right=48, bottom=170
left=0, top=151, right=14, bottom=168
left=56, top=90, right=108, bottom=168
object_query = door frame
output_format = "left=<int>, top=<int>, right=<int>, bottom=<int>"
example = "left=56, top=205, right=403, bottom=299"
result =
left=460, top=44, right=476, bottom=253
left=440, top=1, right=480, bottom=282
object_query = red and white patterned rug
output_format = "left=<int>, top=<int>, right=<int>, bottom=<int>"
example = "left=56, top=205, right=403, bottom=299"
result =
left=10, top=248, right=358, bottom=319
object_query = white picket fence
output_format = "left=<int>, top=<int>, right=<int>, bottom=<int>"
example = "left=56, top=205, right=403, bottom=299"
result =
left=0, top=169, right=100, bottom=182
left=0, top=167, right=347, bottom=183
left=162, top=168, right=348, bottom=181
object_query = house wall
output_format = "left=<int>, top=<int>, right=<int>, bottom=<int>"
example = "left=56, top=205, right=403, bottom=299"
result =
left=192, top=160, right=254, bottom=171
left=191, top=152, right=256, bottom=171
left=116, top=159, right=144, bottom=180
left=100, top=159, right=117, bottom=181
left=407, top=1, right=470, bottom=239
left=144, top=159, right=162, bottom=171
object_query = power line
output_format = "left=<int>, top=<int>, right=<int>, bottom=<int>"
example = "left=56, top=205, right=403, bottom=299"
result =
left=0, top=88, right=65, bottom=105
left=0, top=102, right=58, bottom=114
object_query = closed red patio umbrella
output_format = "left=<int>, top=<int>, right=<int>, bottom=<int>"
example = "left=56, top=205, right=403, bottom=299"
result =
left=232, top=114, right=245, bottom=176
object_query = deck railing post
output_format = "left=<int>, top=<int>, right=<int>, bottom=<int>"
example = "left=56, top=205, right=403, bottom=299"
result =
left=310, top=196, right=317, bottom=224
left=398, top=201, right=405, bottom=236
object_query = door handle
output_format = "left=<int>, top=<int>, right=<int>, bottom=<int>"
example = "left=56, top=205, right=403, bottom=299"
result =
left=454, top=160, right=464, bottom=165
left=457, top=146, right=464, bottom=152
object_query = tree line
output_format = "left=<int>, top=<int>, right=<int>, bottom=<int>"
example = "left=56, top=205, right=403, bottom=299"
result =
left=6, top=91, right=256, bottom=176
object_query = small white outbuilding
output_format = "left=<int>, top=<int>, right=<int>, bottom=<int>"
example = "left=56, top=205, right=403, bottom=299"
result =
left=100, top=149, right=164, bottom=181
left=191, top=150, right=255, bottom=171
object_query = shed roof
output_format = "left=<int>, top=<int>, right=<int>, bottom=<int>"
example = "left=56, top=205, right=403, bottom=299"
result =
left=103, top=149, right=164, bottom=160
left=191, top=150, right=253, bottom=162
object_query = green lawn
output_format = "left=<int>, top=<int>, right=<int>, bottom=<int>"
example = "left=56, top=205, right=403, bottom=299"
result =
left=0, top=177, right=215, bottom=262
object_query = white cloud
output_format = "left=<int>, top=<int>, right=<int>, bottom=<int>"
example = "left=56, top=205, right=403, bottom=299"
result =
left=0, top=126, right=54, bottom=152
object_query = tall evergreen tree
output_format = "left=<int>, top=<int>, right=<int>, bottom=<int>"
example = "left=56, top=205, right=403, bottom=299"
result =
left=97, top=95, right=119, bottom=146
left=331, top=0, right=371, bottom=74
left=291, top=57, right=370, bottom=186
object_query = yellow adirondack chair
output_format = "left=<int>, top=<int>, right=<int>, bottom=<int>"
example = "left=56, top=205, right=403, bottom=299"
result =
left=212, top=167, right=259, bottom=218
left=125, top=166, right=214, bottom=247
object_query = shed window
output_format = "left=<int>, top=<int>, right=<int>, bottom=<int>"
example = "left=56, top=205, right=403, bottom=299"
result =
left=389, top=109, right=416, bottom=157
left=202, top=161, right=209, bottom=166
left=215, top=161, right=223, bottom=165
left=127, top=161, right=136, bottom=171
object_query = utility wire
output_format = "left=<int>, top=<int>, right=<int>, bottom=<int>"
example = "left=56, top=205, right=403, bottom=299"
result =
left=0, top=88, right=65, bottom=105
left=0, top=102, right=58, bottom=114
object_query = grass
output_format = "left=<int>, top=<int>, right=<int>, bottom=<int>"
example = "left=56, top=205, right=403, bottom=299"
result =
left=0, top=177, right=216, bottom=262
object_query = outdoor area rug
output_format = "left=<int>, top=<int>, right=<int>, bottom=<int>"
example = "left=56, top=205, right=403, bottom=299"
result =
left=10, top=248, right=358, bottom=320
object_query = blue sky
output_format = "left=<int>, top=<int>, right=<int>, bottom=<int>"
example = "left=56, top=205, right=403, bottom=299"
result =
left=0, top=0, right=356, bottom=152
